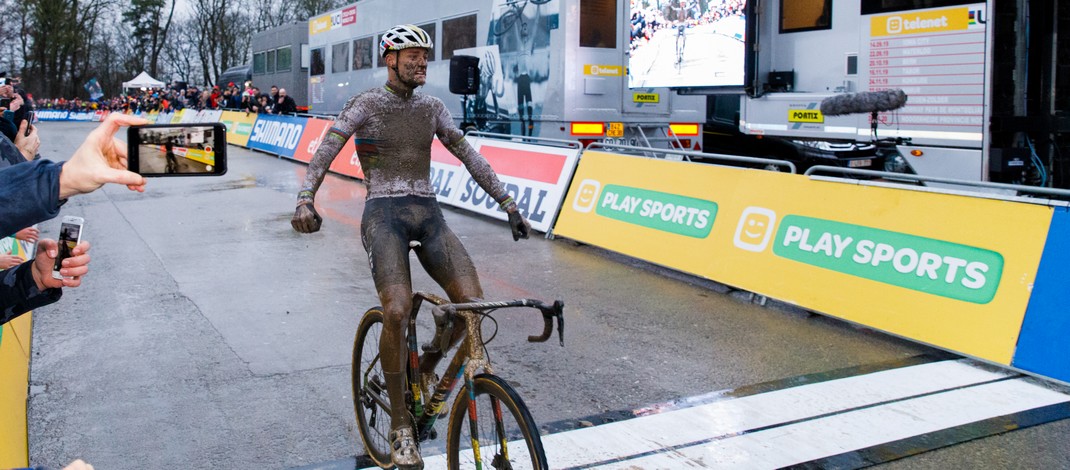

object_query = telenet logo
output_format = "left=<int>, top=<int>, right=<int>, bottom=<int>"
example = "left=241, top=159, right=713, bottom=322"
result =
left=872, top=7, right=968, bottom=37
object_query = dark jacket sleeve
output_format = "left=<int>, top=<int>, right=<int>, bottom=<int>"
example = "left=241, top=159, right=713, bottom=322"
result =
left=1, top=261, right=62, bottom=325
left=0, top=159, right=64, bottom=236
left=0, top=111, right=17, bottom=143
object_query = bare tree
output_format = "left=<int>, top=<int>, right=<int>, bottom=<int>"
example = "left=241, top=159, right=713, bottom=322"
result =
left=294, top=0, right=344, bottom=19
left=0, top=0, right=21, bottom=75
left=191, top=0, right=252, bottom=85
left=250, top=0, right=296, bottom=31
left=21, top=0, right=116, bottom=98
left=163, top=19, right=201, bottom=84
left=122, top=0, right=178, bottom=77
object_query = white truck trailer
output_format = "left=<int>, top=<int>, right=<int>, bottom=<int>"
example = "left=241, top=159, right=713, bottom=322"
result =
left=729, top=0, right=1068, bottom=186
left=306, top=0, right=706, bottom=149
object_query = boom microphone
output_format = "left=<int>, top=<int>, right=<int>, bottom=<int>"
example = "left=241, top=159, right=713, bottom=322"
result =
left=819, top=89, right=908, bottom=116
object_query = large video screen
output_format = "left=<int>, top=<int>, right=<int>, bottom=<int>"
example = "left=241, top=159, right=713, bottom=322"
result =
left=628, top=0, right=749, bottom=89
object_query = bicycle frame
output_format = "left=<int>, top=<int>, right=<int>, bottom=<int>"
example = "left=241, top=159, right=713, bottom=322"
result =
left=403, top=292, right=564, bottom=442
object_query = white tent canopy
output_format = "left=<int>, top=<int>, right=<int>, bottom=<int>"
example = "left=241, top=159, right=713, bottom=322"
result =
left=121, top=71, right=165, bottom=90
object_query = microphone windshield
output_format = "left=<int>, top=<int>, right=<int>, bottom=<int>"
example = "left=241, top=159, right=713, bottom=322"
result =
left=820, top=89, right=908, bottom=116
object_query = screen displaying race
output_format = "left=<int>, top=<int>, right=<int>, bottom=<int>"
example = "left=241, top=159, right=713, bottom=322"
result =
left=628, top=0, right=748, bottom=89
left=136, top=126, right=218, bottom=174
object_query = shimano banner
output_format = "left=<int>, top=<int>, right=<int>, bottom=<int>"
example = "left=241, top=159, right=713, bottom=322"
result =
left=247, top=114, right=308, bottom=158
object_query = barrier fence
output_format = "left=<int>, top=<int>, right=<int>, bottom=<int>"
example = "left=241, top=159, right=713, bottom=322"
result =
left=7, top=109, right=1068, bottom=465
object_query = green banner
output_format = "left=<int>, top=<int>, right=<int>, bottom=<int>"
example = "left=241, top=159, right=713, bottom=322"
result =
left=773, top=215, right=1004, bottom=304
left=595, top=184, right=717, bottom=238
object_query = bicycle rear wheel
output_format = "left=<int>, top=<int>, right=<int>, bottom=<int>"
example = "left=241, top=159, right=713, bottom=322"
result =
left=353, top=307, right=394, bottom=468
left=446, top=374, right=548, bottom=470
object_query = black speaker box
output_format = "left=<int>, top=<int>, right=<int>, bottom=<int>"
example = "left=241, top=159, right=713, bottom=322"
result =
left=449, top=55, right=480, bottom=95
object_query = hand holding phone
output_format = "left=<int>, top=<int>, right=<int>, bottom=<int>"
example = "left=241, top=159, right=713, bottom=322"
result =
left=127, top=123, right=228, bottom=176
left=24, top=110, right=34, bottom=136
left=52, top=216, right=84, bottom=280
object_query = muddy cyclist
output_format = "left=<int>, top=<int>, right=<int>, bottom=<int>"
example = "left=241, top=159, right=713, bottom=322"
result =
left=290, top=24, right=532, bottom=470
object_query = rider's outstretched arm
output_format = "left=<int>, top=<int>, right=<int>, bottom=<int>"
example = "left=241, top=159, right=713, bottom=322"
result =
left=292, top=96, right=364, bottom=233
left=299, top=96, right=364, bottom=205
left=433, top=99, right=531, bottom=240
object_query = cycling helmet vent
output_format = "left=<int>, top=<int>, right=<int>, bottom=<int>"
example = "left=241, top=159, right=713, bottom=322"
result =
left=380, top=24, right=433, bottom=57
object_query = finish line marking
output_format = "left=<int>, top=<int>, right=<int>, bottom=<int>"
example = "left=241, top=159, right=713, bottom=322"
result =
left=410, top=360, right=1070, bottom=469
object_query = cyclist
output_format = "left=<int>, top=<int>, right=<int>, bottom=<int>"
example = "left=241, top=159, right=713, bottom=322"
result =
left=673, top=0, right=691, bottom=65
left=164, top=137, right=177, bottom=174
left=290, top=24, right=531, bottom=470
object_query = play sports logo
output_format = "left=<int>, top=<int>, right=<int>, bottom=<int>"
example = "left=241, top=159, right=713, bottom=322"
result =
left=572, top=180, right=717, bottom=238
left=734, top=207, right=777, bottom=252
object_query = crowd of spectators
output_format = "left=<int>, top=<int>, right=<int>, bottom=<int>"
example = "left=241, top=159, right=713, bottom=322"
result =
left=630, top=0, right=746, bottom=53
left=34, top=81, right=299, bottom=116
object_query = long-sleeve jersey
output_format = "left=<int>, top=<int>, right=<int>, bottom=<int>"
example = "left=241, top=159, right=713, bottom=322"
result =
left=300, top=85, right=509, bottom=205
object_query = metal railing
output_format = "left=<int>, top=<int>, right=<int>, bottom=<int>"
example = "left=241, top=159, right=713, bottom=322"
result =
left=804, top=166, right=1070, bottom=201
left=465, top=131, right=582, bottom=150
left=586, top=142, right=798, bottom=173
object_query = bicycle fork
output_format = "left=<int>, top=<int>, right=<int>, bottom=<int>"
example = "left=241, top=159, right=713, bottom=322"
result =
left=465, top=374, right=511, bottom=470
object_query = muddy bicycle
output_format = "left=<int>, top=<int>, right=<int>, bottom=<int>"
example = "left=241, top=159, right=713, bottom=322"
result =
left=353, top=291, right=565, bottom=469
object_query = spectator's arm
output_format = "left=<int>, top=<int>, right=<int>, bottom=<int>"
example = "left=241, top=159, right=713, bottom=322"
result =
left=0, top=261, right=62, bottom=326
left=0, top=159, right=63, bottom=236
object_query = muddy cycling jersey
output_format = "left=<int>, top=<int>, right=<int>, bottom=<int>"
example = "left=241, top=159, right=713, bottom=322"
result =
left=299, top=85, right=510, bottom=205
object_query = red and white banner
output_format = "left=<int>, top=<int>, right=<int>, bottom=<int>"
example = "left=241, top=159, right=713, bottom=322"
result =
left=434, top=137, right=581, bottom=233
left=292, top=118, right=363, bottom=179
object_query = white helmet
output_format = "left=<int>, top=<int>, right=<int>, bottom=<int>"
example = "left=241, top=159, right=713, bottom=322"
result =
left=380, top=24, right=433, bottom=58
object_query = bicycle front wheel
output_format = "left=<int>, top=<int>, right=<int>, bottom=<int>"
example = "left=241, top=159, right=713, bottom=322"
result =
left=446, top=374, right=548, bottom=470
left=353, top=307, right=393, bottom=468
left=493, top=9, right=520, bottom=36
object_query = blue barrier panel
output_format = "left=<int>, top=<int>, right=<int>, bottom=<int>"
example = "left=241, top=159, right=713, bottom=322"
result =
left=1013, top=206, right=1070, bottom=384
left=36, top=110, right=70, bottom=121
left=246, top=114, right=306, bottom=158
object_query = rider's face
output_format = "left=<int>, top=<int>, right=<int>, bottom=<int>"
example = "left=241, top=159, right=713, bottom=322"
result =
left=392, top=48, right=429, bottom=87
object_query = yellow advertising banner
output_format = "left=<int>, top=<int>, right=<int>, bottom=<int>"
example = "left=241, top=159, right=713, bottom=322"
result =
left=584, top=65, right=623, bottom=76
left=871, top=7, right=970, bottom=37
left=219, top=111, right=257, bottom=147
left=0, top=317, right=31, bottom=467
left=183, top=148, right=216, bottom=166
left=554, top=151, right=1052, bottom=364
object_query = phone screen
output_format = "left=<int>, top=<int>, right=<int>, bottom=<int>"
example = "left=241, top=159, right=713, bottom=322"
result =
left=128, top=124, right=227, bottom=176
left=52, top=220, right=82, bottom=275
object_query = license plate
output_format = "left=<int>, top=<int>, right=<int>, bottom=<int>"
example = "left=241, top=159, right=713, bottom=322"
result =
left=607, top=122, right=624, bottom=138
left=848, top=159, right=872, bottom=168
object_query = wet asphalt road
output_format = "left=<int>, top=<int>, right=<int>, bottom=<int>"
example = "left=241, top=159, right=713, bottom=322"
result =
left=25, top=121, right=1070, bottom=469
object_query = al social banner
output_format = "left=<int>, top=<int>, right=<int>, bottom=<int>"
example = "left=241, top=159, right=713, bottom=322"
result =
left=247, top=114, right=307, bottom=158
left=429, top=137, right=468, bottom=204
left=446, top=139, right=581, bottom=233
left=554, top=151, right=1052, bottom=364
left=219, top=111, right=257, bottom=147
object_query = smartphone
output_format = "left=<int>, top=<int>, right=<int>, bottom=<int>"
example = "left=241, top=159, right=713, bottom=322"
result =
left=0, top=98, right=10, bottom=109
left=127, top=123, right=227, bottom=176
left=52, top=216, right=84, bottom=280
left=23, top=110, right=34, bottom=136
